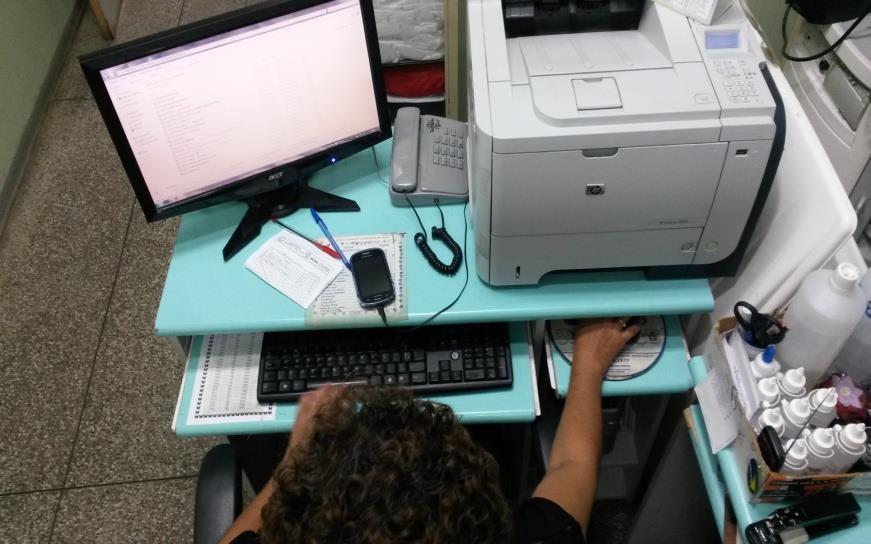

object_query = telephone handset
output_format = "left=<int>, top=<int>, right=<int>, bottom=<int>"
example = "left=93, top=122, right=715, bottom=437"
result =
left=389, top=107, right=469, bottom=207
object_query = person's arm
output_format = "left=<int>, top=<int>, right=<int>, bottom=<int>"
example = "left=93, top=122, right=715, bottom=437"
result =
left=218, top=385, right=345, bottom=544
left=533, top=318, right=640, bottom=533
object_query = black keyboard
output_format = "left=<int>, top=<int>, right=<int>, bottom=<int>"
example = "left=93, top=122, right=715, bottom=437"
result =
left=257, top=323, right=513, bottom=402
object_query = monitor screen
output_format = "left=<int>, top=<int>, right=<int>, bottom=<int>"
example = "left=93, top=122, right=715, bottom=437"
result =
left=82, top=0, right=387, bottom=219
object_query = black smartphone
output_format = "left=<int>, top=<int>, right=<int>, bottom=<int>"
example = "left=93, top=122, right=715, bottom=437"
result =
left=350, top=248, right=395, bottom=308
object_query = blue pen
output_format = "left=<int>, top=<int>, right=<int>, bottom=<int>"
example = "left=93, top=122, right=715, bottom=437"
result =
left=310, top=209, right=351, bottom=270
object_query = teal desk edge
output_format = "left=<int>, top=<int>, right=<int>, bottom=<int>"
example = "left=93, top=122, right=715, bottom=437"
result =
left=687, top=357, right=871, bottom=543
left=155, top=142, right=713, bottom=337
left=551, top=315, right=692, bottom=397
left=173, top=322, right=535, bottom=436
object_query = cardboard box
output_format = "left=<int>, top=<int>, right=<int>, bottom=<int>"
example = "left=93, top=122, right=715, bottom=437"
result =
left=704, top=317, right=871, bottom=503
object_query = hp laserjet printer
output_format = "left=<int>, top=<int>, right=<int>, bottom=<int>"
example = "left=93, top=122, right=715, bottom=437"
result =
left=467, top=0, right=784, bottom=285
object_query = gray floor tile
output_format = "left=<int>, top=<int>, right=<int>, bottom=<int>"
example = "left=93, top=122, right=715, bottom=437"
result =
left=52, top=478, right=196, bottom=543
left=66, top=213, right=222, bottom=487
left=0, top=99, right=133, bottom=494
left=180, top=0, right=261, bottom=24
left=0, top=491, right=61, bottom=544
left=113, top=0, right=185, bottom=43
left=54, top=9, right=114, bottom=101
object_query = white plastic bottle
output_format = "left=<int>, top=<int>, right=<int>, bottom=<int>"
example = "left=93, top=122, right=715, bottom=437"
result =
left=777, top=263, right=866, bottom=387
left=754, top=407, right=785, bottom=438
left=828, top=423, right=867, bottom=473
left=750, top=345, right=781, bottom=379
left=776, top=368, right=807, bottom=401
left=757, top=377, right=781, bottom=409
left=807, top=387, right=837, bottom=428
left=780, top=398, right=811, bottom=438
left=781, top=438, right=809, bottom=475
left=804, top=428, right=836, bottom=473
left=831, top=271, right=871, bottom=388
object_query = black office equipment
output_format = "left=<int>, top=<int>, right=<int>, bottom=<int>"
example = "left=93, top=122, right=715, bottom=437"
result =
left=745, top=493, right=861, bottom=544
left=257, top=322, right=513, bottom=402
left=80, top=0, right=391, bottom=261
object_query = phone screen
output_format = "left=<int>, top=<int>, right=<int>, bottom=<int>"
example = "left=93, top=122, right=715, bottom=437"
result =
left=352, top=250, right=394, bottom=302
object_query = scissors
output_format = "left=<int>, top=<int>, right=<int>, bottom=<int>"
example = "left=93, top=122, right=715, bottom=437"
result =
left=733, top=301, right=787, bottom=349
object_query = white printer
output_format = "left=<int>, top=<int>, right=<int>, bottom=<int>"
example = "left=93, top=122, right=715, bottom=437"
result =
left=467, top=0, right=784, bottom=285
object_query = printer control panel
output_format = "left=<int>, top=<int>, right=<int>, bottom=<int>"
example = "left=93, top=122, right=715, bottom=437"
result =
left=712, top=58, right=762, bottom=105
left=692, top=23, right=774, bottom=115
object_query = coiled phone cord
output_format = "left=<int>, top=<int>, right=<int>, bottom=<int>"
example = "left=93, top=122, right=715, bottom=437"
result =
left=404, top=195, right=463, bottom=276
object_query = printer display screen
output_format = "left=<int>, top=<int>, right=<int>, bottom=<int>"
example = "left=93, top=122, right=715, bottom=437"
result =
left=705, top=30, right=740, bottom=49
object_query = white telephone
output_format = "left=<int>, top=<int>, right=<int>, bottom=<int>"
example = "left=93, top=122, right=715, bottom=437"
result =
left=389, top=107, right=469, bottom=207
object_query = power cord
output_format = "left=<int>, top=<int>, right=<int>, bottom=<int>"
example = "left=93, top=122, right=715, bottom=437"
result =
left=405, top=195, right=462, bottom=276
left=371, top=147, right=389, bottom=184
left=781, top=4, right=871, bottom=62
left=377, top=304, right=389, bottom=328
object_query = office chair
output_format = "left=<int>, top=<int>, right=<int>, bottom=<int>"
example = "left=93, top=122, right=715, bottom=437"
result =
left=194, top=444, right=242, bottom=544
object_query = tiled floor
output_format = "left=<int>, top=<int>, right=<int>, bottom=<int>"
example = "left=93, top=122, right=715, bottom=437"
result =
left=0, top=2, right=249, bottom=541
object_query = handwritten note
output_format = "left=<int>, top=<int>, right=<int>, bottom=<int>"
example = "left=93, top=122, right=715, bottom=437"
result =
left=246, top=231, right=344, bottom=309
left=306, top=233, right=406, bottom=326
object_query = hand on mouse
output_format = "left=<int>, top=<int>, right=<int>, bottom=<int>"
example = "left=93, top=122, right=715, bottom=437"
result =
left=573, top=318, right=642, bottom=381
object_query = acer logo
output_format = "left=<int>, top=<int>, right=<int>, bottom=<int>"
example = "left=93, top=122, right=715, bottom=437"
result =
left=269, top=172, right=284, bottom=182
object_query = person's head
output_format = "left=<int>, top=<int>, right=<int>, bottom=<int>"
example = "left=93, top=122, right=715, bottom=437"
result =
left=261, top=386, right=512, bottom=543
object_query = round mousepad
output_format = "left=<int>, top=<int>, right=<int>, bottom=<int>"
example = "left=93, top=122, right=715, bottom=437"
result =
left=549, top=316, right=666, bottom=381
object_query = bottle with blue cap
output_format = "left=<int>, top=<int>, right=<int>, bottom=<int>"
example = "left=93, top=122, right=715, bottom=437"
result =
left=750, top=345, right=781, bottom=379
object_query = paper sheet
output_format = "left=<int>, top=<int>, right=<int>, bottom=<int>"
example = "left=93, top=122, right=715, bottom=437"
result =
left=305, top=233, right=407, bottom=326
left=246, top=231, right=344, bottom=309
left=695, top=358, right=741, bottom=454
left=186, top=333, right=275, bottom=426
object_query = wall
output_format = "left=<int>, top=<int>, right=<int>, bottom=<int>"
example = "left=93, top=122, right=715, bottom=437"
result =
left=0, top=0, right=80, bottom=231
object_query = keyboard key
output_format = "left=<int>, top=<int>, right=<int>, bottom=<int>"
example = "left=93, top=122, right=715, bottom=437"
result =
left=292, top=380, right=306, bottom=391
left=264, top=360, right=279, bottom=370
left=412, top=372, right=426, bottom=384
left=384, top=375, right=397, bottom=385
left=263, top=370, right=277, bottom=382
left=397, top=374, right=410, bottom=385
left=465, top=369, right=485, bottom=381
left=429, top=371, right=441, bottom=384
left=262, top=381, right=278, bottom=393
left=403, top=351, right=413, bottom=362
left=451, top=370, right=463, bottom=382
left=369, top=375, right=382, bottom=386
left=409, top=362, right=425, bottom=373
left=396, top=362, right=407, bottom=373
left=279, top=381, right=293, bottom=393
left=485, top=357, right=496, bottom=368
left=439, top=370, right=451, bottom=382
left=497, top=368, right=508, bottom=379
left=486, top=369, right=497, bottom=380
left=385, top=363, right=396, bottom=374
left=391, top=352, right=402, bottom=363
left=464, top=360, right=475, bottom=370
left=277, top=370, right=288, bottom=381
left=413, top=349, right=425, bottom=361
left=439, top=360, right=451, bottom=371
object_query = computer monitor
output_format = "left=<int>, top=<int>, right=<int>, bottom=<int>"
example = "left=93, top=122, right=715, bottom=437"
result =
left=80, top=0, right=390, bottom=260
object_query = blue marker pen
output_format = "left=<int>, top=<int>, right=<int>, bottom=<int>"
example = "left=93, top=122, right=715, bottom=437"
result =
left=310, top=209, right=351, bottom=270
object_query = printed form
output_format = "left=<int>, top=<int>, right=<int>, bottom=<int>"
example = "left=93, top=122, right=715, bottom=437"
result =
left=306, top=233, right=406, bottom=326
left=246, top=231, right=344, bottom=309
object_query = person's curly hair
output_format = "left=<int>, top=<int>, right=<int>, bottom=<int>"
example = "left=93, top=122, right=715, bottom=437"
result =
left=260, top=386, right=512, bottom=543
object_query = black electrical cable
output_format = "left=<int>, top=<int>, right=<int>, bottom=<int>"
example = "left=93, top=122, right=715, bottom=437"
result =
left=400, top=202, right=469, bottom=333
left=781, top=4, right=871, bottom=62
left=405, top=195, right=463, bottom=276
left=377, top=304, right=389, bottom=328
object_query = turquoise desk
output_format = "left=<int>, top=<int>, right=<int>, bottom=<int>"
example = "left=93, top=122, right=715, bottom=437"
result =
left=687, top=357, right=871, bottom=543
left=158, top=141, right=714, bottom=436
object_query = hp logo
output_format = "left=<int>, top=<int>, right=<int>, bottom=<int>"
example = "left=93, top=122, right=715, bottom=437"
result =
left=585, top=184, right=605, bottom=195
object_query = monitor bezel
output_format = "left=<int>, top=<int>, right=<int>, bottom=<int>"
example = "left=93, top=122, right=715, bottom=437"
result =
left=80, top=0, right=390, bottom=222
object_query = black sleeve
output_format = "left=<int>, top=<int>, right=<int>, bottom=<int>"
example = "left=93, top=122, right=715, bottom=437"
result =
left=513, top=497, right=585, bottom=544
left=229, top=531, right=261, bottom=544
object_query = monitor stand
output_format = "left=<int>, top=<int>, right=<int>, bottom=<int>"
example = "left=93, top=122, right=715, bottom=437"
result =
left=222, top=172, right=359, bottom=261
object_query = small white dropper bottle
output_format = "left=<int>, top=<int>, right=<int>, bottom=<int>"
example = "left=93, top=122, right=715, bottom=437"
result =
left=777, top=368, right=807, bottom=401
left=750, top=345, right=781, bottom=379
left=781, top=438, right=809, bottom=475
left=804, top=428, right=836, bottom=473
left=828, top=423, right=867, bottom=473
left=807, top=388, right=837, bottom=428
left=780, top=397, right=811, bottom=438
left=754, top=407, right=785, bottom=438
left=757, top=377, right=781, bottom=410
